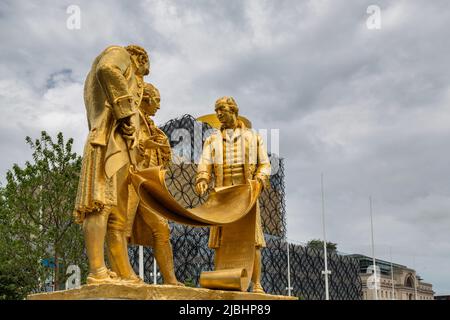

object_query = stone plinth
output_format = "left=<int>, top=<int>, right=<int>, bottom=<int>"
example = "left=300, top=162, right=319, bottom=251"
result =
left=27, top=283, right=298, bottom=300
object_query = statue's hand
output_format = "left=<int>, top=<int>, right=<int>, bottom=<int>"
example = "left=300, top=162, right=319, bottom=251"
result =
left=138, top=140, right=145, bottom=155
left=256, top=176, right=267, bottom=190
left=151, top=128, right=171, bottom=150
left=120, top=117, right=137, bottom=148
left=144, top=139, right=168, bottom=149
left=120, top=117, right=135, bottom=136
left=195, top=180, right=208, bottom=196
left=155, top=134, right=168, bottom=144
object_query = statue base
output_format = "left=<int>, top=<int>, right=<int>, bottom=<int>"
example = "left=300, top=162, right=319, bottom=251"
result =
left=27, top=283, right=297, bottom=300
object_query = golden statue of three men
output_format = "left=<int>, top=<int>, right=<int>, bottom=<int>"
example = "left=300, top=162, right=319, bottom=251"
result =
left=73, top=44, right=271, bottom=294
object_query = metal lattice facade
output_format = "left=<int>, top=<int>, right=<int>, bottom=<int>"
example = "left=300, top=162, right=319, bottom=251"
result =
left=128, top=114, right=362, bottom=300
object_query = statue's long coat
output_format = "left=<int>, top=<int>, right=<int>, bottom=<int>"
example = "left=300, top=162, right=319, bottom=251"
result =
left=74, top=46, right=144, bottom=223
left=196, top=122, right=271, bottom=248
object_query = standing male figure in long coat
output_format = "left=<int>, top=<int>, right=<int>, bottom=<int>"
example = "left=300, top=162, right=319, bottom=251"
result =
left=126, top=82, right=183, bottom=286
left=195, top=96, right=271, bottom=293
left=73, top=44, right=149, bottom=284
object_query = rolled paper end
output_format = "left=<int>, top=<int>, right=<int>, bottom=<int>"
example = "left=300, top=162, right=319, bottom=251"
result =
left=199, top=268, right=249, bottom=292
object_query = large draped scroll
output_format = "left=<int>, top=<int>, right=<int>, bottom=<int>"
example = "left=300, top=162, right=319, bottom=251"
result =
left=129, top=166, right=262, bottom=291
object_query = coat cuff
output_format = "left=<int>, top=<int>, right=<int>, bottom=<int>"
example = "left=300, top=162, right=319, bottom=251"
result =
left=196, top=172, right=210, bottom=184
left=255, top=174, right=270, bottom=189
left=112, top=95, right=135, bottom=120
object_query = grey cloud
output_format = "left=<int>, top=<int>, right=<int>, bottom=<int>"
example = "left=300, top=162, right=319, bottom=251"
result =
left=46, top=69, right=75, bottom=89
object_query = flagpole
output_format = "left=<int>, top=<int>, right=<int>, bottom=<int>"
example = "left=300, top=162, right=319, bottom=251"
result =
left=139, top=245, right=144, bottom=280
left=370, top=196, right=378, bottom=300
left=287, top=241, right=292, bottom=296
left=321, top=173, right=330, bottom=300
left=153, top=257, right=157, bottom=284
left=390, top=247, right=395, bottom=300
left=413, top=255, right=418, bottom=300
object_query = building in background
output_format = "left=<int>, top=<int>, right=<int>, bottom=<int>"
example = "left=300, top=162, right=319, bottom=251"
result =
left=350, top=254, right=434, bottom=300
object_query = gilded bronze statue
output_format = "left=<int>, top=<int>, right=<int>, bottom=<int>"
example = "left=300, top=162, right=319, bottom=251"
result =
left=29, top=43, right=298, bottom=300
left=71, top=44, right=274, bottom=296
left=73, top=44, right=149, bottom=284
left=126, top=83, right=183, bottom=286
left=195, top=96, right=271, bottom=293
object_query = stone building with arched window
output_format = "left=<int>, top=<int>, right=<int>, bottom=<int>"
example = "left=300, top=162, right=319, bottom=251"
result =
left=350, top=254, right=434, bottom=300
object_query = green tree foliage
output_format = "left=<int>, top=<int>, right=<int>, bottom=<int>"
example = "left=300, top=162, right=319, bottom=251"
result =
left=0, top=131, right=87, bottom=299
left=306, top=239, right=338, bottom=253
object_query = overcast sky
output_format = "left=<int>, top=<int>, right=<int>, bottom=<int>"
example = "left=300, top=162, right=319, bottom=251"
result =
left=1, top=0, right=450, bottom=295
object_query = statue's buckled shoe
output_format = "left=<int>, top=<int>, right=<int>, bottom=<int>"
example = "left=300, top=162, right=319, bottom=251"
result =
left=252, top=283, right=265, bottom=294
left=120, top=274, right=144, bottom=285
left=86, top=268, right=118, bottom=285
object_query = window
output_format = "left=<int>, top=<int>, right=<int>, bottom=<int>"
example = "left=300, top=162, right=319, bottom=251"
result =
left=405, top=275, right=414, bottom=288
